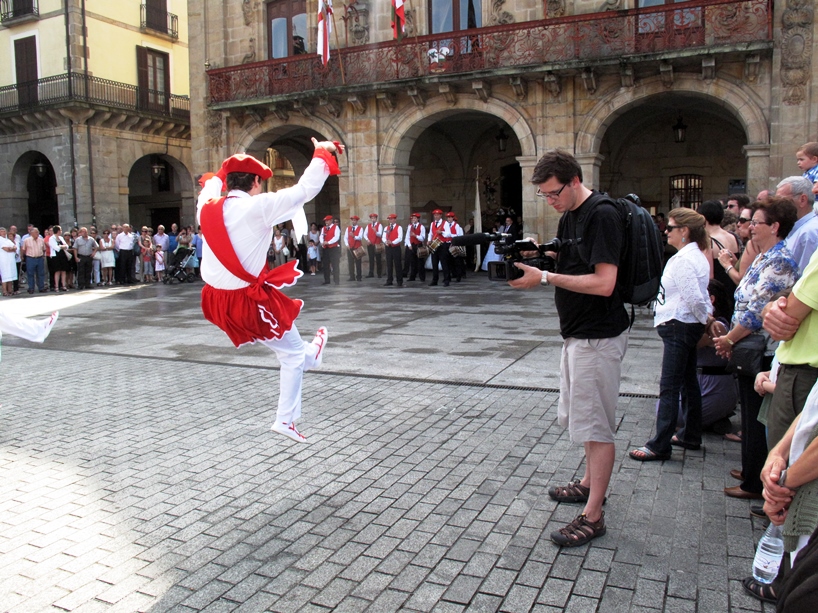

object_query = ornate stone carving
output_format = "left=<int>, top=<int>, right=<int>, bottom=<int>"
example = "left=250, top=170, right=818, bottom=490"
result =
left=242, top=38, right=256, bottom=64
left=404, top=8, right=416, bottom=37
left=781, top=0, right=813, bottom=105
left=207, top=110, right=223, bottom=149
left=600, top=0, right=621, bottom=10
left=344, top=1, right=370, bottom=46
left=489, top=0, right=514, bottom=26
left=242, top=0, right=254, bottom=26
left=546, top=0, right=565, bottom=18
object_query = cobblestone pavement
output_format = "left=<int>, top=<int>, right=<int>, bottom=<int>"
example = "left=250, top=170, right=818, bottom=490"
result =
left=0, top=275, right=774, bottom=612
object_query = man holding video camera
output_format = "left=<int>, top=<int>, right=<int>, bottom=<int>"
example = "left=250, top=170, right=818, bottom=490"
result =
left=510, top=149, right=629, bottom=547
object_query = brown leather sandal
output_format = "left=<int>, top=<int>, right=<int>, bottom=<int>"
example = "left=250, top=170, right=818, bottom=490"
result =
left=548, top=479, right=590, bottom=503
left=551, top=512, right=606, bottom=547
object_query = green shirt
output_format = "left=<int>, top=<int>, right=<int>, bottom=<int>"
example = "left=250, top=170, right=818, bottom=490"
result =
left=776, top=251, right=818, bottom=367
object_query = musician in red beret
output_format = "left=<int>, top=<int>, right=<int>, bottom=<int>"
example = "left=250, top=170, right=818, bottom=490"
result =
left=383, top=213, right=404, bottom=287
left=344, top=215, right=364, bottom=282
left=444, top=212, right=465, bottom=282
left=197, top=138, right=344, bottom=443
left=365, top=213, right=384, bottom=278
left=320, top=214, right=341, bottom=285
left=428, top=208, right=451, bottom=286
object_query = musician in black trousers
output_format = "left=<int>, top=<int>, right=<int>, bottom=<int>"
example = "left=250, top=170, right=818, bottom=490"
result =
left=428, top=209, right=451, bottom=287
left=383, top=214, right=403, bottom=287
left=406, top=212, right=426, bottom=282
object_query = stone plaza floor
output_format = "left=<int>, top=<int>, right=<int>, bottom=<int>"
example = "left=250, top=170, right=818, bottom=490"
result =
left=0, top=273, right=774, bottom=612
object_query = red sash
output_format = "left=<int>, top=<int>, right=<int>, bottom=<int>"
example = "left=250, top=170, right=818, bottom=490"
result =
left=199, top=196, right=303, bottom=347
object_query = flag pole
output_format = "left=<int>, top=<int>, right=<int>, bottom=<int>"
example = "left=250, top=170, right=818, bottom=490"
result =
left=474, top=165, right=483, bottom=272
left=331, top=11, right=347, bottom=85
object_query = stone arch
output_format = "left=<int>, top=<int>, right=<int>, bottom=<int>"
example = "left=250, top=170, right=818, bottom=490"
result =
left=10, top=151, right=58, bottom=231
left=576, top=74, right=769, bottom=155
left=120, top=149, right=194, bottom=195
left=380, top=96, right=536, bottom=168
left=234, top=114, right=349, bottom=174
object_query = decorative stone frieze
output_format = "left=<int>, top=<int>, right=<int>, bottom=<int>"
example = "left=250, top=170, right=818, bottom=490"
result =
left=781, top=0, right=813, bottom=105
left=546, top=0, right=565, bottom=18
left=242, top=0, right=254, bottom=26
left=489, top=0, right=514, bottom=26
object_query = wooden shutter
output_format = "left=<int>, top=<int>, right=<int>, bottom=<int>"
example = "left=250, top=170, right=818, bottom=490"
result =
left=14, top=36, right=38, bottom=107
left=136, top=46, right=148, bottom=110
left=145, top=0, right=168, bottom=31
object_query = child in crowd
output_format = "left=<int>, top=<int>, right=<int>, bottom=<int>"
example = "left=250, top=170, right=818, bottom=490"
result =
left=796, top=142, right=818, bottom=184
left=141, top=237, right=154, bottom=283
left=307, top=239, right=318, bottom=275
left=154, top=244, right=165, bottom=283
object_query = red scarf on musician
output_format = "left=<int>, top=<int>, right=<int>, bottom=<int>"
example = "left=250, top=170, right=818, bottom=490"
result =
left=199, top=196, right=303, bottom=347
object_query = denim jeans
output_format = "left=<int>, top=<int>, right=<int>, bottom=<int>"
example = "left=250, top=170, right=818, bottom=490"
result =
left=26, top=256, right=45, bottom=291
left=647, top=319, right=706, bottom=455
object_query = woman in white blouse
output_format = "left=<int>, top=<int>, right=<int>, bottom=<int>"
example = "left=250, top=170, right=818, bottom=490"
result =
left=630, top=208, right=712, bottom=461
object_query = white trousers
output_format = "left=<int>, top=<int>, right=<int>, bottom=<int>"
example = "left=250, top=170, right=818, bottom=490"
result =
left=0, top=312, right=52, bottom=343
left=259, top=323, right=320, bottom=425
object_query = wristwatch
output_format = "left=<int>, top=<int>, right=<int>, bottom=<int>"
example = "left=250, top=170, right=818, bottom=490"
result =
left=779, top=468, right=792, bottom=488
left=540, top=271, right=550, bottom=286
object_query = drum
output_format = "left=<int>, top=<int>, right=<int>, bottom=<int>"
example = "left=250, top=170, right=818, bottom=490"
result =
left=428, top=238, right=442, bottom=253
left=353, top=246, right=366, bottom=260
left=374, top=242, right=385, bottom=254
left=417, top=246, right=429, bottom=259
left=449, top=245, right=466, bottom=258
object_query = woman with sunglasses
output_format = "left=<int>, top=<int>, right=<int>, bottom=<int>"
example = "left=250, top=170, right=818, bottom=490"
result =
left=713, top=197, right=800, bottom=500
left=630, top=208, right=712, bottom=461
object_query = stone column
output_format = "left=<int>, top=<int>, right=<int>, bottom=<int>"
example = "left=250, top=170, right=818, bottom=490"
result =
left=516, top=155, right=543, bottom=241
left=743, top=144, right=771, bottom=198
left=378, top=165, right=413, bottom=220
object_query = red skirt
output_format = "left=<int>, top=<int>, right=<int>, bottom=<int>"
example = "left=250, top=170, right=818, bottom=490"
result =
left=201, top=283, right=303, bottom=347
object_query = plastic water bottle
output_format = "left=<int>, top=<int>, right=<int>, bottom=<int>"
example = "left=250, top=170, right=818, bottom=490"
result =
left=753, top=523, right=784, bottom=584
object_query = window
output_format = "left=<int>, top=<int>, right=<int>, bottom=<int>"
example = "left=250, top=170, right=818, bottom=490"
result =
left=638, top=0, right=701, bottom=35
left=267, top=0, right=307, bottom=59
left=669, top=174, right=703, bottom=209
left=14, top=35, right=38, bottom=107
left=429, top=0, right=481, bottom=34
left=144, top=0, right=167, bottom=32
left=136, top=46, right=170, bottom=113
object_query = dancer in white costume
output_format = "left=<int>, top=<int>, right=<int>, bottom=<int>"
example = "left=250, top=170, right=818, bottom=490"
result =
left=0, top=311, right=59, bottom=358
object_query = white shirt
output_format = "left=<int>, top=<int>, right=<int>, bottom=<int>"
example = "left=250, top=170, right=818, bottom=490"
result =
left=654, top=242, right=711, bottom=326
left=405, top=222, right=426, bottom=247
left=344, top=225, right=363, bottom=247
left=47, top=234, right=67, bottom=257
left=115, top=231, right=134, bottom=252
left=383, top=223, right=403, bottom=246
left=196, top=156, right=330, bottom=290
left=442, top=221, right=463, bottom=239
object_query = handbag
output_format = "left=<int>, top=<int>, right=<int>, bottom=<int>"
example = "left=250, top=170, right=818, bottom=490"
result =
left=726, top=333, right=766, bottom=377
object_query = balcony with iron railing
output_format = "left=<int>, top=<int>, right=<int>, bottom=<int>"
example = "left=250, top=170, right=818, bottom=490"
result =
left=0, top=73, right=190, bottom=120
left=0, top=0, right=39, bottom=23
left=140, top=3, right=179, bottom=40
left=208, top=0, right=772, bottom=107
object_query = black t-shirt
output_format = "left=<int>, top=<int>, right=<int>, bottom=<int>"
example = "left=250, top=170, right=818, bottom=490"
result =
left=554, top=191, right=630, bottom=339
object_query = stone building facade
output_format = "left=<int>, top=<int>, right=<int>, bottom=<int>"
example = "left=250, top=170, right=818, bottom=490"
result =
left=0, top=0, right=191, bottom=232
left=191, top=0, right=812, bottom=241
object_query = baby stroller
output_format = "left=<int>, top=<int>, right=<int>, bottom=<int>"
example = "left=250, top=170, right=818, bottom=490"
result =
left=162, top=247, right=197, bottom=284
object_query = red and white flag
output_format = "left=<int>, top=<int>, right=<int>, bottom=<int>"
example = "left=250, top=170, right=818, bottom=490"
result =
left=318, top=0, right=333, bottom=65
left=391, top=0, right=405, bottom=41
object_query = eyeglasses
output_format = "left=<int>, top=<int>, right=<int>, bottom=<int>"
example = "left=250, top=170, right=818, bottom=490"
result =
left=666, top=224, right=683, bottom=231
left=750, top=219, right=769, bottom=226
left=536, top=183, right=568, bottom=201
left=738, top=217, right=751, bottom=224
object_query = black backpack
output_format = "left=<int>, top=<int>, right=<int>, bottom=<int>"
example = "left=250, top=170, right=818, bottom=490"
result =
left=576, top=192, right=664, bottom=311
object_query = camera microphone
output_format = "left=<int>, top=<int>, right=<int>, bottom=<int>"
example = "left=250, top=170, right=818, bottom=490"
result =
left=451, top=232, right=509, bottom=246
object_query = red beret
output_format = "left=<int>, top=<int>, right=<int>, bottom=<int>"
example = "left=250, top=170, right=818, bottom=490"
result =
left=220, top=154, right=272, bottom=180
left=432, top=209, right=443, bottom=215
left=369, top=213, right=378, bottom=218
left=446, top=212, right=456, bottom=217
left=350, top=215, right=360, bottom=221
left=387, top=214, right=397, bottom=219
left=410, top=212, right=420, bottom=218
left=324, top=215, right=334, bottom=222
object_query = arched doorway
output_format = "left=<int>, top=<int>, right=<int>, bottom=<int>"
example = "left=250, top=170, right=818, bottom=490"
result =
left=598, top=93, right=746, bottom=212
left=128, top=155, right=187, bottom=230
left=407, top=111, right=522, bottom=230
left=11, top=152, right=58, bottom=231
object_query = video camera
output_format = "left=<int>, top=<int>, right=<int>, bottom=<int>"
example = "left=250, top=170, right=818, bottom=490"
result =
left=452, top=233, right=573, bottom=281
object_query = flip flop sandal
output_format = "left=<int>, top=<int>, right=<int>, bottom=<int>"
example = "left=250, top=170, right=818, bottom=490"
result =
left=670, top=435, right=701, bottom=450
left=551, top=512, right=606, bottom=547
left=629, top=446, right=671, bottom=462
left=741, top=576, right=777, bottom=604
